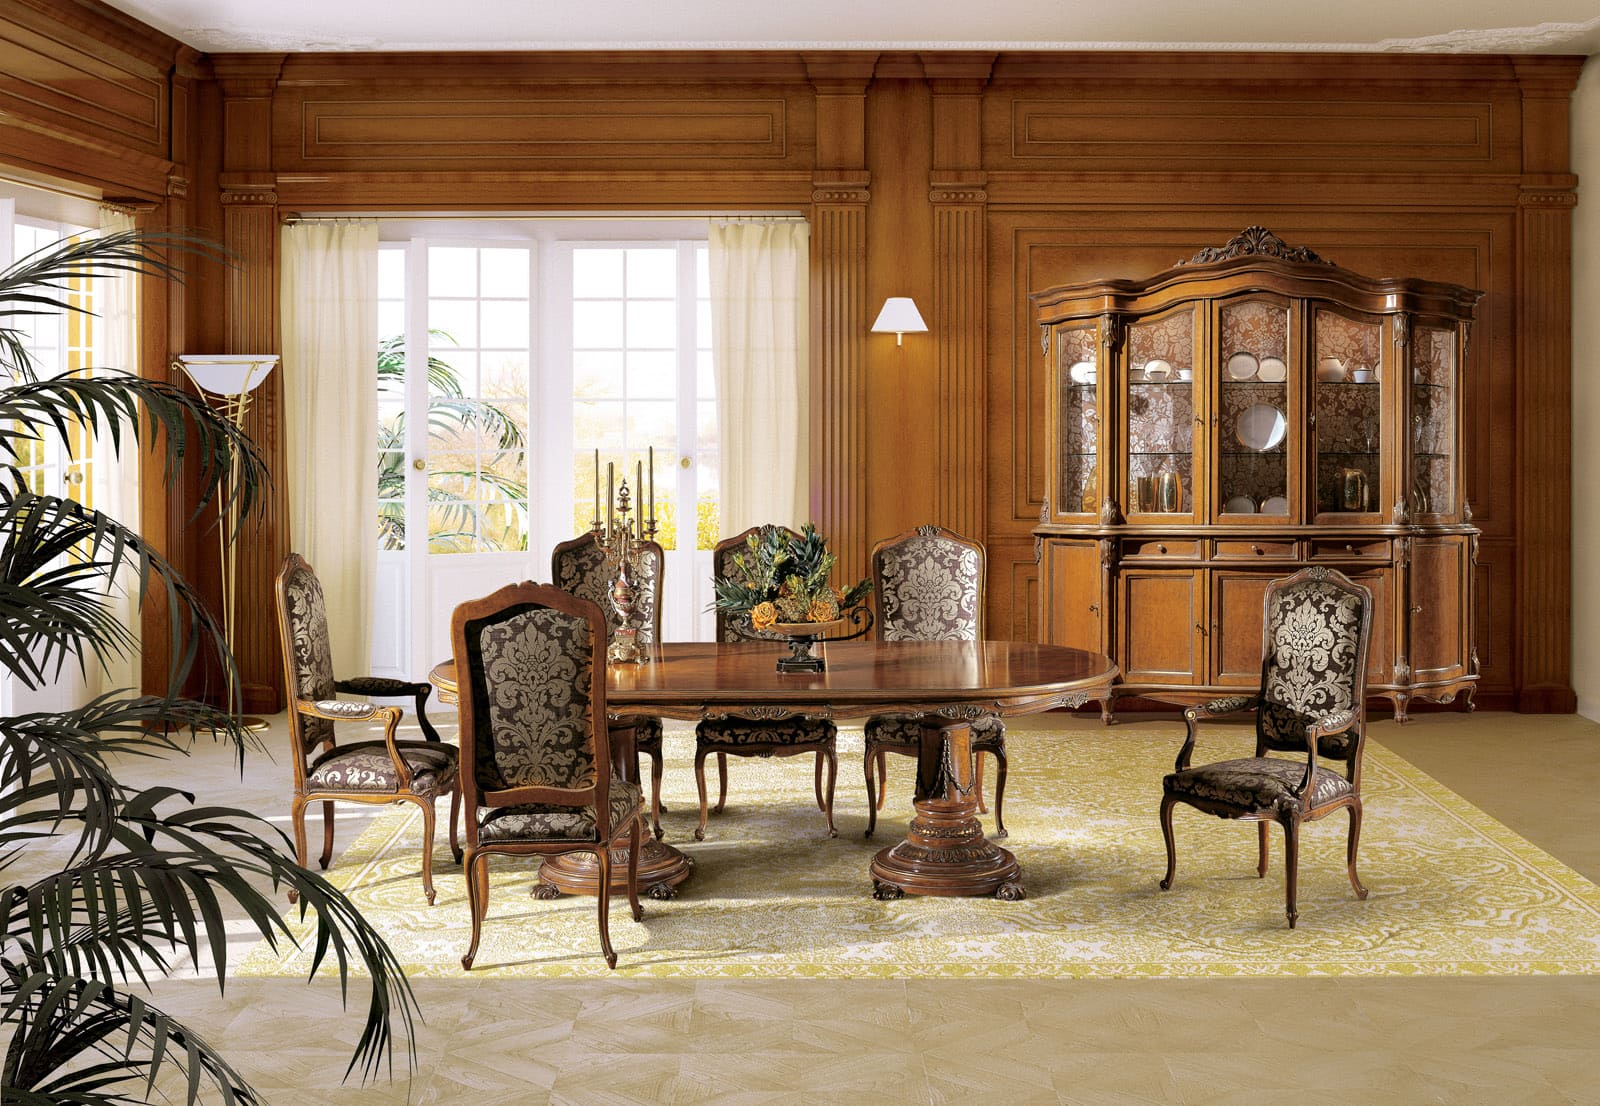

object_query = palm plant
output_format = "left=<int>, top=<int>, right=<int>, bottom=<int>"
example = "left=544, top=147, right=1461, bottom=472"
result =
left=375, top=332, right=527, bottom=551
left=1, top=230, right=417, bottom=1103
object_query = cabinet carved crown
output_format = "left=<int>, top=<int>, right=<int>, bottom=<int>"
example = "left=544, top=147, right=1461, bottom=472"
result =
left=1029, top=229, right=1482, bottom=724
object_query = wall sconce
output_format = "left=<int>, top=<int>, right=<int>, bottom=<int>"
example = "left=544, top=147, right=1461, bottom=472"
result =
left=870, top=297, right=928, bottom=346
left=173, top=354, right=279, bottom=729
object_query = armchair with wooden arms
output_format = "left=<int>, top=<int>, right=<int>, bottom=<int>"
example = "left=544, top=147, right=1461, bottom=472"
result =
left=1158, top=566, right=1373, bottom=928
left=274, top=553, right=461, bottom=905
left=862, top=525, right=1009, bottom=839
left=452, top=582, right=644, bottom=970
left=693, top=524, right=839, bottom=841
left=552, top=531, right=668, bottom=840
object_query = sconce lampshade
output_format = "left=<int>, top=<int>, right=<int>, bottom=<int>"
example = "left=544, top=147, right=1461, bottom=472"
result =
left=175, top=354, right=279, bottom=396
left=870, top=297, right=928, bottom=345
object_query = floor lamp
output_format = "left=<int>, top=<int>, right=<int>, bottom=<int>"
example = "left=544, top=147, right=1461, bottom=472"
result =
left=175, top=353, right=279, bottom=731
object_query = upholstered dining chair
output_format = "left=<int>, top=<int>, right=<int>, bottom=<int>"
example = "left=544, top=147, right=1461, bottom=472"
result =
left=452, top=581, right=644, bottom=970
left=1159, top=566, right=1374, bottom=928
left=552, top=531, right=669, bottom=839
left=861, top=525, right=1008, bottom=839
left=694, top=524, right=839, bottom=840
left=274, top=553, right=460, bottom=905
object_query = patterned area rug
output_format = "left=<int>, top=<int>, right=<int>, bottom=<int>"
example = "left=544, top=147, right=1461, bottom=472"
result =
left=237, top=725, right=1600, bottom=979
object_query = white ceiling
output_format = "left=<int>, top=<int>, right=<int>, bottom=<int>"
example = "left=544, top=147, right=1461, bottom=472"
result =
left=101, top=0, right=1600, bottom=55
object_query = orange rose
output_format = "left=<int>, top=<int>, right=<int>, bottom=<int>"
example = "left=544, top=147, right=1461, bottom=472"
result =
left=750, top=602, right=778, bottom=631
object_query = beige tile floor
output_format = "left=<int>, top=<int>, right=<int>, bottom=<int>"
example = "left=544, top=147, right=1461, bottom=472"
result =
left=112, top=710, right=1600, bottom=1104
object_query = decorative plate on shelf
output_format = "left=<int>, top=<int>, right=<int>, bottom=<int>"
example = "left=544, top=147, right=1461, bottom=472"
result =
left=1069, top=360, right=1097, bottom=385
left=1257, top=356, right=1288, bottom=382
left=1226, top=352, right=1259, bottom=380
left=1142, top=358, right=1172, bottom=381
left=1235, top=403, right=1287, bottom=451
left=1224, top=494, right=1256, bottom=514
left=1260, top=494, right=1290, bottom=515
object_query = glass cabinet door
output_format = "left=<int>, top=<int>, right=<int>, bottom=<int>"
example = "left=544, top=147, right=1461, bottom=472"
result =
left=1055, top=324, right=1100, bottom=516
left=1125, top=307, right=1195, bottom=518
left=1311, top=306, right=1384, bottom=519
left=1410, top=322, right=1457, bottom=518
left=1217, top=297, right=1291, bottom=519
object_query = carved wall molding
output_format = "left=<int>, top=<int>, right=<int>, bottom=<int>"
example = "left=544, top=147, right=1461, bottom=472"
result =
left=1517, top=190, right=1579, bottom=207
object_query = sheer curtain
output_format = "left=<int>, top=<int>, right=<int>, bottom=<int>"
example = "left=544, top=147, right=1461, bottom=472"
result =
left=709, top=218, right=810, bottom=536
left=280, top=220, right=380, bottom=673
left=87, top=207, right=140, bottom=697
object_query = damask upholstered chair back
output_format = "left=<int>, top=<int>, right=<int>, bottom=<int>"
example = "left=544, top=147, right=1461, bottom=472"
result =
left=450, top=581, right=644, bottom=970
left=273, top=552, right=462, bottom=907
left=1158, top=565, right=1375, bottom=929
left=552, top=531, right=669, bottom=839
left=861, top=526, right=1007, bottom=838
left=1257, top=567, right=1373, bottom=764
left=552, top=532, right=663, bottom=647
left=278, top=554, right=338, bottom=755
left=713, top=525, right=799, bottom=643
left=872, top=525, right=986, bottom=643
left=454, top=583, right=609, bottom=796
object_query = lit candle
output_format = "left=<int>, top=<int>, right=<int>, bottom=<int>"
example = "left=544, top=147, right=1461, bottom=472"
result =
left=606, top=461, right=615, bottom=538
left=592, top=448, right=600, bottom=529
left=647, top=445, right=655, bottom=530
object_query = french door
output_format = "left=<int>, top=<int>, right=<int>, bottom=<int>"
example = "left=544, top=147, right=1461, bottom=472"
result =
left=372, top=222, right=719, bottom=680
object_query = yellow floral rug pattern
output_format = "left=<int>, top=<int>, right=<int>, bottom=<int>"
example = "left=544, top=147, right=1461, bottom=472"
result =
left=237, top=726, right=1600, bottom=979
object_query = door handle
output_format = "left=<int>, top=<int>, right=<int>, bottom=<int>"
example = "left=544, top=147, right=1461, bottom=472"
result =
left=412, top=458, right=426, bottom=471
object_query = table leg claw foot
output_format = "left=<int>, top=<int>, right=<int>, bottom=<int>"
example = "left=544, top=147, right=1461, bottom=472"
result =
left=645, top=881, right=678, bottom=901
left=872, top=880, right=905, bottom=901
left=994, top=880, right=1026, bottom=902
left=530, top=881, right=562, bottom=900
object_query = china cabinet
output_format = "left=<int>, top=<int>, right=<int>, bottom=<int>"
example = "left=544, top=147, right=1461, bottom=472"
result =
left=1031, top=227, right=1481, bottom=722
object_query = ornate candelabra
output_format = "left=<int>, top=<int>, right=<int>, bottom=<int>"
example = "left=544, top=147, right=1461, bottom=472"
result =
left=592, top=449, right=657, bottom=664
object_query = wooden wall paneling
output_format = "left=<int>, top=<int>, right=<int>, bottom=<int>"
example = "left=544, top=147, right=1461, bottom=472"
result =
left=1512, top=58, right=1581, bottom=713
left=807, top=55, right=874, bottom=587
left=214, top=55, right=288, bottom=713
left=925, top=53, right=993, bottom=541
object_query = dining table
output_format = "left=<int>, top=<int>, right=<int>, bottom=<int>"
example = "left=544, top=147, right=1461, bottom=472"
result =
left=430, top=638, right=1118, bottom=901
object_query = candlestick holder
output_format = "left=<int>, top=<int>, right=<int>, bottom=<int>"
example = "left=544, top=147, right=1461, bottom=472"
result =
left=593, top=478, right=657, bottom=664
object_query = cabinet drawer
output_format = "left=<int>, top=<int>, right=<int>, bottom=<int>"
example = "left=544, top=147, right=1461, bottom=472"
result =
left=1211, top=539, right=1298, bottom=560
left=1123, top=539, right=1201, bottom=560
left=1308, top=539, right=1390, bottom=561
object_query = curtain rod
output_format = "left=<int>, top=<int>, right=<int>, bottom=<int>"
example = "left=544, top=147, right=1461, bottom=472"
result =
left=286, top=211, right=806, bottom=223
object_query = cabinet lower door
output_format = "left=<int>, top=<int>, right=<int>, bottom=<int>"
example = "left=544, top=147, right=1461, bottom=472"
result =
left=1210, top=570, right=1273, bottom=688
left=1042, top=539, right=1103, bottom=653
left=1348, top=568, right=1394, bottom=686
left=1410, top=536, right=1470, bottom=685
left=1119, top=570, right=1203, bottom=686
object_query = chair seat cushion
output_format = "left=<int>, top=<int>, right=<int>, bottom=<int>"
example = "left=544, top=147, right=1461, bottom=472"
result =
left=864, top=712, right=1004, bottom=751
left=478, top=777, right=644, bottom=843
left=307, top=740, right=457, bottom=794
left=616, top=715, right=663, bottom=753
left=696, top=717, right=837, bottom=750
left=1164, top=756, right=1353, bottom=811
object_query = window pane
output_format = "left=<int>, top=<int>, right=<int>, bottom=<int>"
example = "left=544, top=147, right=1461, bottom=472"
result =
left=626, top=300, right=676, bottom=347
left=428, top=350, right=478, bottom=397
left=378, top=301, right=405, bottom=340
left=429, top=247, right=478, bottom=297
left=574, top=400, right=625, bottom=451
left=573, top=249, right=623, bottom=298
left=480, top=299, right=529, bottom=348
left=480, top=248, right=530, bottom=297
left=429, top=299, right=478, bottom=346
left=625, top=400, right=676, bottom=443
left=626, top=248, right=676, bottom=297
left=574, top=351, right=624, bottom=399
left=696, top=300, right=713, bottom=349
left=480, top=353, right=529, bottom=401
left=574, top=301, right=623, bottom=348
left=627, top=351, right=676, bottom=399
left=378, top=249, right=406, bottom=297
left=696, top=247, right=709, bottom=297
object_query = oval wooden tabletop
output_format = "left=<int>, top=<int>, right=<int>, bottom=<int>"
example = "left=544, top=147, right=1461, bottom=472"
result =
left=430, top=640, right=1117, bottom=723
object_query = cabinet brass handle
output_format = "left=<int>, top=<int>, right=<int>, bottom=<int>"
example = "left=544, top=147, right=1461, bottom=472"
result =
left=1088, top=604, right=1099, bottom=614
left=1251, top=544, right=1263, bottom=555
left=1156, top=544, right=1167, bottom=554
left=1411, top=605, right=1423, bottom=614
left=1345, top=543, right=1356, bottom=552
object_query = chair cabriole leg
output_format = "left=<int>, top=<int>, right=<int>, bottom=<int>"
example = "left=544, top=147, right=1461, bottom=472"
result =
left=694, top=747, right=711, bottom=841
left=991, top=743, right=1009, bottom=839
left=595, top=845, right=617, bottom=969
left=822, top=744, right=838, bottom=838
left=1257, top=821, right=1270, bottom=878
left=448, top=787, right=463, bottom=863
left=461, top=849, right=488, bottom=970
left=289, top=795, right=309, bottom=904
left=974, top=753, right=988, bottom=814
left=863, top=744, right=879, bottom=838
left=417, top=796, right=437, bottom=905
left=1283, top=814, right=1301, bottom=929
left=715, top=752, right=729, bottom=814
left=319, top=800, right=336, bottom=869
left=1347, top=801, right=1368, bottom=900
left=1158, top=794, right=1178, bottom=891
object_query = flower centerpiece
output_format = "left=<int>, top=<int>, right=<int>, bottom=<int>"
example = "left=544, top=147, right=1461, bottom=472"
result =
left=712, top=523, right=872, bottom=672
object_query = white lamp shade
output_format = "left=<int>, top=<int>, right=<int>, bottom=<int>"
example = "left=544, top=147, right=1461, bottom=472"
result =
left=176, top=354, right=279, bottom=395
left=870, top=297, right=928, bottom=338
